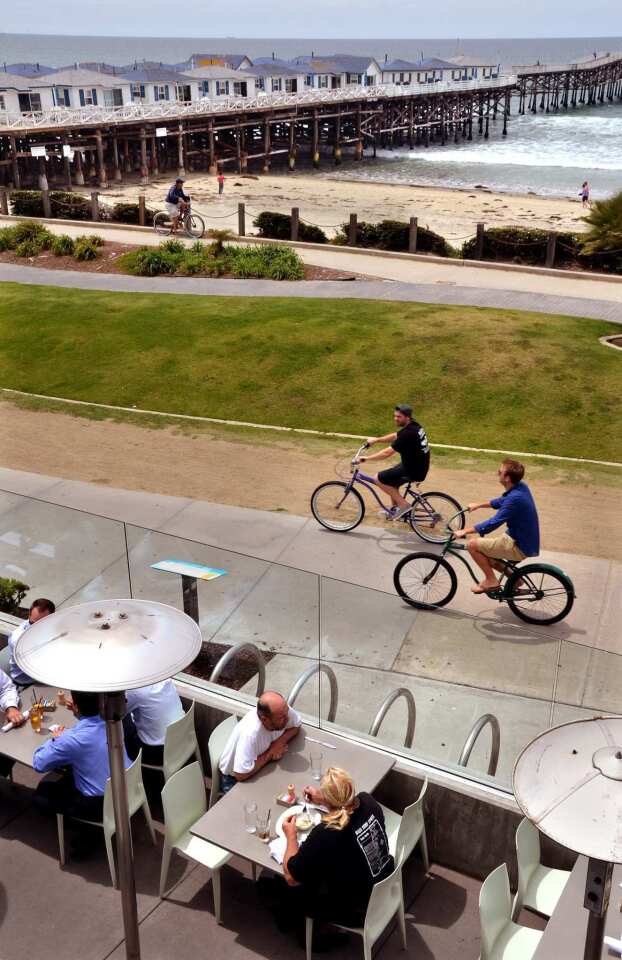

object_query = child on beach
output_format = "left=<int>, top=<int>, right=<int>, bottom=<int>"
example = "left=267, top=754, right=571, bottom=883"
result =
left=580, top=181, right=590, bottom=207
left=217, top=172, right=225, bottom=195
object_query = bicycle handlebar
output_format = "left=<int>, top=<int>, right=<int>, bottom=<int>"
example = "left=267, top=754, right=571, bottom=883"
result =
left=445, top=507, right=470, bottom=541
left=350, top=441, right=370, bottom=472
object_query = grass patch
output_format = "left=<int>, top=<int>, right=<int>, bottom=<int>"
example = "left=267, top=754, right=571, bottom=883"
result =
left=0, top=283, right=620, bottom=462
left=116, top=240, right=304, bottom=280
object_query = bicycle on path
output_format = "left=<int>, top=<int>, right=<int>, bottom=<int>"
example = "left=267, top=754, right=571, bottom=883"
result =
left=153, top=203, right=205, bottom=239
left=393, top=508, right=575, bottom=625
left=310, top=442, right=465, bottom=543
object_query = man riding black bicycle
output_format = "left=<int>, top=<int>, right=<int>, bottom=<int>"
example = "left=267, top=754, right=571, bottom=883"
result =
left=165, top=177, right=190, bottom=233
left=356, top=404, right=430, bottom=521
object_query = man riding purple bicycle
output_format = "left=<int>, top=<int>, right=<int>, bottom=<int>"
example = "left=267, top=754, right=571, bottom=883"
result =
left=355, top=404, right=430, bottom=521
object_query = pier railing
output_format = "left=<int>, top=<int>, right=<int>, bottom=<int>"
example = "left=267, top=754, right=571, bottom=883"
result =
left=0, top=76, right=516, bottom=132
left=513, top=52, right=622, bottom=75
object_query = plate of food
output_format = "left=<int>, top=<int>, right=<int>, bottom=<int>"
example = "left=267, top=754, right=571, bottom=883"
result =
left=275, top=804, right=321, bottom=838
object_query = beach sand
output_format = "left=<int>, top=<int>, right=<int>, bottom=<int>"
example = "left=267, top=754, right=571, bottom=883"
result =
left=102, top=170, right=590, bottom=244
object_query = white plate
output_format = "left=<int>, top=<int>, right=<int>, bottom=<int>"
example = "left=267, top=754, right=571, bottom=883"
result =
left=275, top=804, right=321, bottom=838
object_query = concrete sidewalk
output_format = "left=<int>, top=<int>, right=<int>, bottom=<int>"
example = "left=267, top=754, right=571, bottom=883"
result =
left=0, top=466, right=619, bottom=786
left=0, top=215, right=620, bottom=322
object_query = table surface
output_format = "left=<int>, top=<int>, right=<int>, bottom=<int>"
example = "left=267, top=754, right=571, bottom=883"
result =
left=0, top=685, right=76, bottom=767
left=533, top=856, right=622, bottom=959
left=191, top=725, right=395, bottom=871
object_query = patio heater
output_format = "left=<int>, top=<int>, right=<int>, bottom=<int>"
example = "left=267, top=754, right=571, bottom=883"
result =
left=15, top=598, right=203, bottom=960
left=514, top=717, right=622, bottom=960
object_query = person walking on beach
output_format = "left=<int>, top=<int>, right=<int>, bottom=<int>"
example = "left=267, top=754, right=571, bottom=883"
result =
left=217, top=172, right=225, bottom=195
left=580, top=181, right=591, bottom=207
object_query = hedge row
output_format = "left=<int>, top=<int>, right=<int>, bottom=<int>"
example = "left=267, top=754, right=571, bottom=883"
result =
left=462, top=226, right=622, bottom=273
left=9, top=191, right=156, bottom=225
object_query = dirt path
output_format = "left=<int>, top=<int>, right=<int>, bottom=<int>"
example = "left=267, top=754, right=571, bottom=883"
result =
left=1, top=400, right=619, bottom=562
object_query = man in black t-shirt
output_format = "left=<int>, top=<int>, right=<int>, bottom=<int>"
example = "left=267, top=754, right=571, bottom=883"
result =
left=357, top=403, right=430, bottom=521
left=284, top=791, right=393, bottom=927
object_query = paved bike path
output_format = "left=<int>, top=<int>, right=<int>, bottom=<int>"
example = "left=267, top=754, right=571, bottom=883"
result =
left=0, top=262, right=620, bottom=323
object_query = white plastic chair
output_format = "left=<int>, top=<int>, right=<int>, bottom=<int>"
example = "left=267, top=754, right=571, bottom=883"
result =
left=56, top=751, right=156, bottom=888
left=512, top=818, right=570, bottom=920
left=480, top=863, right=543, bottom=960
left=208, top=714, right=238, bottom=809
left=160, top=761, right=232, bottom=922
left=380, top=778, right=429, bottom=871
left=305, top=861, right=407, bottom=960
left=141, top=701, right=203, bottom=783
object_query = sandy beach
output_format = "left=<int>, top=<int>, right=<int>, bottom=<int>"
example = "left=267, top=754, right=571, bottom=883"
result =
left=100, top=170, right=590, bottom=244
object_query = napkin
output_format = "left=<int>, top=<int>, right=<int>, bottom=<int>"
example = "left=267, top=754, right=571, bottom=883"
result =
left=1, top=708, right=31, bottom=733
left=269, top=837, right=287, bottom=864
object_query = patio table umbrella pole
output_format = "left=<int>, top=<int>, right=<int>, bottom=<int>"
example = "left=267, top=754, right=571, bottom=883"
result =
left=15, top=598, right=203, bottom=960
left=105, top=691, right=141, bottom=960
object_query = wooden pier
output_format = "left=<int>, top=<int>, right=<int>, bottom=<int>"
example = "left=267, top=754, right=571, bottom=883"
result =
left=0, top=80, right=514, bottom=189
left=515, top=53, right=622, bottom=114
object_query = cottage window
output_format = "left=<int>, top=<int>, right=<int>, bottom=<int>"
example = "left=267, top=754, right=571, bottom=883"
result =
left=131, top=82, right=145, bottom=100
left=201, top=80, right=210, bottom=95
left=285, top=78, right=296, bottom=93
left=233, top=81, right=247, bottom=96
left=318, top=75, right=328, bottom=88
left=256, top=77, right=265, bottom=90
left=215, top=80, right=230, bottom=95
left=154, top=85, right=170, bottom=101
left=271, top=78, right=282, bottom=92
left=305, top=74, right=313, bottom=86
left=78, top=88, right=97, bottom=106
left=0, top=95, right=5, bottom=111
left=103, top=88, right=123, bottom=107
left=175, top=84, right=191, bottom=102
left=54, top=87, right=71, bottom=107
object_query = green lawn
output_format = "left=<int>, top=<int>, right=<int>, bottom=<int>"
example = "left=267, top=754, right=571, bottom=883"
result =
left=0, top=283, right=620, bottom=461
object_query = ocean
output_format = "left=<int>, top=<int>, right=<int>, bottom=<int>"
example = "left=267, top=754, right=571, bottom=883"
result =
left=1, top=33, right=621, bottom=199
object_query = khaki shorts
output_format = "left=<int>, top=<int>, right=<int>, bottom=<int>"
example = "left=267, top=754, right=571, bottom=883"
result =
left=473, top=532, right=526, bottom=562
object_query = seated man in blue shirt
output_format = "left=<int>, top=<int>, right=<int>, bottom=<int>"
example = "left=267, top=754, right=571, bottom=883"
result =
left=165, top=177, right=190, bottom=232
left=33, top=690, right=130, bottom=827
left=453, top=458, right=540, bottom=594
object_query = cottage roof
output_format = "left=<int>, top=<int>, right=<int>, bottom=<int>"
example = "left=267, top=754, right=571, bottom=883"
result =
left=382, top=59, right=422, bottom=71
left=3, top=62, right=55, bottom=76
left=0, top=71, right=41, bottom=91
left=448, top=54, right=500, bottom=67
left=412, top=57, right=460, bottom=70
left=290, top=54, right=378, bottom=74
left=181, top=53, right=250, bottom=69
left=183, top=65, right=256, bottom=80
left=43, top=67, right=132, bottom=87
left=242, top=63, right=301, bottom=78
left=119, top=66, right=193, bottom=83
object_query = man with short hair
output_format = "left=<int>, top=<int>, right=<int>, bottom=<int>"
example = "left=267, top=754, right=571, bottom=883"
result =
left=453, top=458, right=540, bottom=594
left=357, top=404, right=430, bottom=520
left=165, top=176, right=190, bottom=233
left=218, top=690, right=301, bottom=793
left=33, top=689, right=130, bottom=822
left=0, top=667, right=25, bottom=778
left=124, top=679, right=184, bottom=765
left=9, top=597, right=55, bottom=687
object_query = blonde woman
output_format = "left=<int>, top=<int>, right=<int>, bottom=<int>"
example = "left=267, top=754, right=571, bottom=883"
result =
left=281, top=767, right=393, bottom=940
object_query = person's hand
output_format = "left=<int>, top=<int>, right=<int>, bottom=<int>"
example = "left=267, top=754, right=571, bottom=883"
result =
left=5, top=707, right=24, bottom=727
left=467, top=503, right=480, bottom=512
left=51, top=725, right=66, bottom=738
left=283, top=814, right=298, bottom=841
left=302, top=785, right=324, bottom=805
left=452, top=529, right=467, bottom=539
left=269, top=741, right=289, bottom=761
left=366, top=437, right=376, bottom=446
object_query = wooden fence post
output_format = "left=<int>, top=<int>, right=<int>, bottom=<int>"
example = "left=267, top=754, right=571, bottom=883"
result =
left=545, top=232, right=557, bottom=269
left=41, top=189, right=52, bottom=219
left=475, top=222, right=485, bottom=260
left=291, top=207, right=299, bottom=242
left=0, top=188, right=8, bottom=216
left=238, top=202, right=246, bottom=237
left=90, top=191, right=99, bottom=222
left=348, top=213, right=358, bottom=247
left=408, top=217, right=418, bottom=254
left=138, top=195, right=146, bottom=227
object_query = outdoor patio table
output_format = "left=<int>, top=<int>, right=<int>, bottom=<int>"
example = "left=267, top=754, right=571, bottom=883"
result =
left=190, top=724, right=395, bottom=872
left=0, top=685, right=76, bottom=768
left=533, top=856, right=622, bottom=959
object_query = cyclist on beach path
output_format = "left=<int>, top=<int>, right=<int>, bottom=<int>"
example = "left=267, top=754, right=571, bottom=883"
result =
left=355, top=404, right=430, bottom=520
left=453, top=458, right=540, bottom=594
left=165, top=177, right=190, bottom=233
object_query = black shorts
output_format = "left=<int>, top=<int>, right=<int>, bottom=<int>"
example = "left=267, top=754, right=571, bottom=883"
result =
left=378, top=460, right=429, bottom=488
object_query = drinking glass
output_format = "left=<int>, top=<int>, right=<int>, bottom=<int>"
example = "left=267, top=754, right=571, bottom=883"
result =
left=256, top=809, right=271, bottom=842
left=244, top=801, right=257, bottom=834
left=30, top=705, right=42, bottom=733
left=310, top=750, right=323, bottom=781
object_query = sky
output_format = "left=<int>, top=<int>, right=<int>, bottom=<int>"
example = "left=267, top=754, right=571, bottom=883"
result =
left=2, top=0, right=620, bottom=38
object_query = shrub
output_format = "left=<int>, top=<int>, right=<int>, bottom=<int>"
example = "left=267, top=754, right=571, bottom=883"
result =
left=462, top=226, right=549, bottom=266
left=0, top=577, right=29, bottom=615
left=0, top=227, right=18, bottom=251
left=229, top=243, right=304, bottom=280
left=73, top=236, right=100, bottom=261
left=334, top=218, right=454, bottom=257
left=75, top=233, right=104, bottom=248
left=15, top=237, right=46, bottom=257
left=10, top=190, right=44, bottom=217
left=110, top=201, right=157, bottom=225
left=160, top=238, right=185, bottom=255
left=179, top=252, right=209, bottom=275
left=10, top=189, right=92, bottom=220
left=51, top=234, right=75, bottom=256
left=12, top=220, right=52, bottom=244
left=119, top=247, right=178, bottom=276
left=253, top=211, right=327, bottom=244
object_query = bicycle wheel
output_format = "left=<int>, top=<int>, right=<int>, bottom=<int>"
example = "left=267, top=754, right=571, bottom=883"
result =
left=506, top=564, right=574, bottom=625
left=154, top=211, right=172, bottom=236
left=408, top=491, right=464, bottom=543
left=185, top=213, right=205, bottom=238
left=394, top=552, right=458, bottom=609
left=310, top=481, right=365, bottom=532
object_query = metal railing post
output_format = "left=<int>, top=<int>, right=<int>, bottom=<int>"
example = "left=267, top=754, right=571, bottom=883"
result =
left=209, top=642, right=266, bottom=697
left=458, top=714, right=501, bottom=776
left=287, top=663, right=338, bottom=723
left=368, top=688, right=416, bottom=749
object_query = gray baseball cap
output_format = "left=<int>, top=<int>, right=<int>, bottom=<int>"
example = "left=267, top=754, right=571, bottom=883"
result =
left=395, top=404, right=413, bottom=417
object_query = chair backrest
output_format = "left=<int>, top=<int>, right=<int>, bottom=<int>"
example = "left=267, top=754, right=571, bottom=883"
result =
left=515, top=818, right=541, bottom=905
left=395, top=777, right=427, bottom=867
left=479, top=864, right=512, bottom=960
left=208, top=714, right=238, bottom=807
left=103, top=751, right=147, bottom=833
left=364, top=862, right=405, bottom=944
left=161, top=761, right=207, bottom=846
left=163, top=701, right=198, bottom=780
